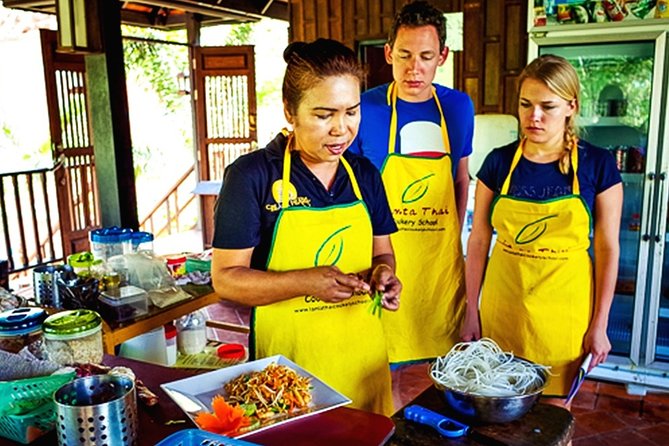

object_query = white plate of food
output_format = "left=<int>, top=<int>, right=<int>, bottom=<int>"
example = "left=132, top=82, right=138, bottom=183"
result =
left=161, top=354, right=351, bottom=438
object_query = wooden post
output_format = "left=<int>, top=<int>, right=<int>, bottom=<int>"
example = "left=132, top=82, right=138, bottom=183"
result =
left=86, top=0, right=138, bottom=230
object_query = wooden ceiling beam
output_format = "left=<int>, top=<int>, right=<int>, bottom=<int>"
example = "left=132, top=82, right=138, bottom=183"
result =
left=2, top=0, right=289, bottom=26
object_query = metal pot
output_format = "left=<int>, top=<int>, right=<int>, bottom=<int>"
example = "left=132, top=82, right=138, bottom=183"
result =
left=429, top=358, right=547, bottom=424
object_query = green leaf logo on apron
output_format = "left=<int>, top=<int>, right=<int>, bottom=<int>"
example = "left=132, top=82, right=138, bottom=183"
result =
left=514, top=214, right=559, bottom=245
left=314, top=225, right=351, bottom=266
left=401, top=173, right=435, bottom=204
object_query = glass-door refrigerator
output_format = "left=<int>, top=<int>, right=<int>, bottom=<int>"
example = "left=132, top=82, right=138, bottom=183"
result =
left=529, top=22, right=669, bottom=391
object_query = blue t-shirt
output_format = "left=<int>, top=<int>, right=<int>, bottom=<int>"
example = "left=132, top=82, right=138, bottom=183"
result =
left=477, top=139, right=622, bottom=216
left=350, top=83, right=474, bottom=177
left=212, top=132, right=398, bottom=270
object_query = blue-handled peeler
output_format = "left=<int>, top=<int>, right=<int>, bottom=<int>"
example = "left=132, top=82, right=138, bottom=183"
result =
left=403, top=404, right=470, bottom=438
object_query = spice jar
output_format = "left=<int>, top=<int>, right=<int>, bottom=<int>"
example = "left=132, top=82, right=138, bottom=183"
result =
left=43, top=309, right=103, bottom=365
left=176, top=310, right=207, bottom=355
left=0, top=307, right=46, bottom=353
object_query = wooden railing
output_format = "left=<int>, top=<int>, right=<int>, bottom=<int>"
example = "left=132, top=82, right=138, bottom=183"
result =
left=1, top=163, right=199, bottom=277
left=0, top=163, right=64, bottom=274
left=139, top=165, right=199, bottom=237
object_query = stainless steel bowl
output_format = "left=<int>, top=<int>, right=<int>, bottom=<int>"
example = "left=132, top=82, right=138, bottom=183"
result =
left=429, top=357, right=548, bottom=424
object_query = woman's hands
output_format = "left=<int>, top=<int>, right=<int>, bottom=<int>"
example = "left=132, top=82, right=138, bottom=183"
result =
left=369, top=264, right=401, bottom=311
left=460, top=305, right=481, bottom=341
left=304, top=264, right=402, bottom=312
left=306, top=266, right=370, bottom=303
left=583, top=324, right=611, bottom=371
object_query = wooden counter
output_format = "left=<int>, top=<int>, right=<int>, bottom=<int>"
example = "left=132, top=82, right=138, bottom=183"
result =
left=389, top=386, right=574, bottom=446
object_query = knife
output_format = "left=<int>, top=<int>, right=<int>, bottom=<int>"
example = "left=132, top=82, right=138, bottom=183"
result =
left=162, top=387, right=209, bottom=416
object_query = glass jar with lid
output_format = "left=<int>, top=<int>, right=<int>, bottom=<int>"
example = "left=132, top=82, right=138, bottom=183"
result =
left=175, top=310, right=207, bottom=355
left=0, top=307, right=47, bottom=353
left=43, top=309, right=103, bottom=365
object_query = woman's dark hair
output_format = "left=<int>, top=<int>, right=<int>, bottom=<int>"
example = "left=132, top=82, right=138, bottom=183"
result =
left=282, top=38, right=364, bottom=116
left=388, top=1, right=447, bottom=52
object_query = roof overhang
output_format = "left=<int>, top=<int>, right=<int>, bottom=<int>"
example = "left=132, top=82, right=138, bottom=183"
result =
left=2, top=0, right=289, bottom=29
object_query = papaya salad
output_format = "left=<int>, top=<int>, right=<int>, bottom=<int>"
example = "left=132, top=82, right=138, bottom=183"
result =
left=224, top=363, right=313, bottom=418
left=195, top=363, right=313, bottom=436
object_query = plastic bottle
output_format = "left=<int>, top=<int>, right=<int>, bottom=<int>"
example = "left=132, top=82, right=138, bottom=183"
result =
left=164, top=323, right=177, bottom=366
left=176, top=310, right=207, bottom=355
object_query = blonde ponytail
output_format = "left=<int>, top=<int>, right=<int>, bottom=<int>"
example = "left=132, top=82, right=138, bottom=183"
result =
left=559, top=117, right=578, bottom=175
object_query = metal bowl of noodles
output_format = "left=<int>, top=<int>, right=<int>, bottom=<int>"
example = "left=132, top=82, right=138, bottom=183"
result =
left=429, top=339, right=548, bottom=424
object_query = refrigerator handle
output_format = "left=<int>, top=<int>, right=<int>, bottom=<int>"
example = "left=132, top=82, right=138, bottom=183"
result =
left=642, top=172, right=656, bottom=242
left=654, top=172, right=666, bottom=243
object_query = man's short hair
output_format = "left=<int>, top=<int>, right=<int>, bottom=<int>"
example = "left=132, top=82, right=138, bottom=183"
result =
left=387, top=1, right=447, bottom=52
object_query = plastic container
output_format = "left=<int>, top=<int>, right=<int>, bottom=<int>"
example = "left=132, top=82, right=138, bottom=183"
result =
left=217, top=343, right=246, bottom=361
left=89, top=226, right=133, bottom=262
left=119, top=326, right=168, bottom=365
left=0, top=307, right=46, bottom=354
left=98, top=285, right=148, bottom=323
left=0, top=372, right=76, bottom=444
left=164, top=323, right=177, bottom=366
left=131, top=231, right=154, bottom=254
left=66, top=251, right=100, bottom=278
left=185, top=256, right=212, bottom=273
left=176, top=310, right=207, bottom=355
left=166, top=254, right=187, bottom=277
left=155, top=429, right=260, bottom=446
left=42, top=309, right=103, bottom=366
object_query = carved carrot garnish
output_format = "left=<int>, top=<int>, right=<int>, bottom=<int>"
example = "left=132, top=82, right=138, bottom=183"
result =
left=195, top=395, right=252, bottom=436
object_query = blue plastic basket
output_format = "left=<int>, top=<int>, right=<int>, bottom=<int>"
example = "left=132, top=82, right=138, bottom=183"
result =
left=155, top=429, right=259, bottom=446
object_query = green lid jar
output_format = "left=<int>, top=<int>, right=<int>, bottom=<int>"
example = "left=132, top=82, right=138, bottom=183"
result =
left=43, top=309, right=103, bottom=365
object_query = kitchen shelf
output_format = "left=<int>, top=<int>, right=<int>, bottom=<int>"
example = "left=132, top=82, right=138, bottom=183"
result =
left=528, top=17, right=669, bottom=35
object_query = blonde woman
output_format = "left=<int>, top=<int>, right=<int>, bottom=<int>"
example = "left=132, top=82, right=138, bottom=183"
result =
left=461, top=54, right=623, bottom=408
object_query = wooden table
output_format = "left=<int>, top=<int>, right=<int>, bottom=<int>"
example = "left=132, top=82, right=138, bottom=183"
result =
left=388, top=386, right=574, bottom=446
left=0, top=356, right=395, bottom=446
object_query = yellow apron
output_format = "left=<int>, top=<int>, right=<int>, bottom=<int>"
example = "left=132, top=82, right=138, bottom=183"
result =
left=380, top=82, right=466, bottom=363
left=480, top=140, right=593, bottom=398
left=254, top=142, right=394, bottom=415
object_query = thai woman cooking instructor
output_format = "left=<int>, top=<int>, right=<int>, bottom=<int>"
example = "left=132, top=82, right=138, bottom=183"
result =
left=461, top=55, right=622, bottom=406
left=210, top=38, right=402, bottom=416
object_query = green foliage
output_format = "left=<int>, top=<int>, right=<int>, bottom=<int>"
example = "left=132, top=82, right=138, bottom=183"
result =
left=121, top=26, right=188, bottom=113
left=225, top=23, right=253, bottom=45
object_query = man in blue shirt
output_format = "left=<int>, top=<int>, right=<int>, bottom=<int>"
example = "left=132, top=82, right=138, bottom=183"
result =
left=350, top=1, right=474, bottom=397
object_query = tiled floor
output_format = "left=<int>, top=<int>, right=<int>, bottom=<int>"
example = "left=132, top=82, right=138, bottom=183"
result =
left=204, top=300, right=669, bottom=444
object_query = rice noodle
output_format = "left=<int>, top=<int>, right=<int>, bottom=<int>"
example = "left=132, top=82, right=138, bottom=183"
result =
left=430, top=338, right=549, bottom=397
